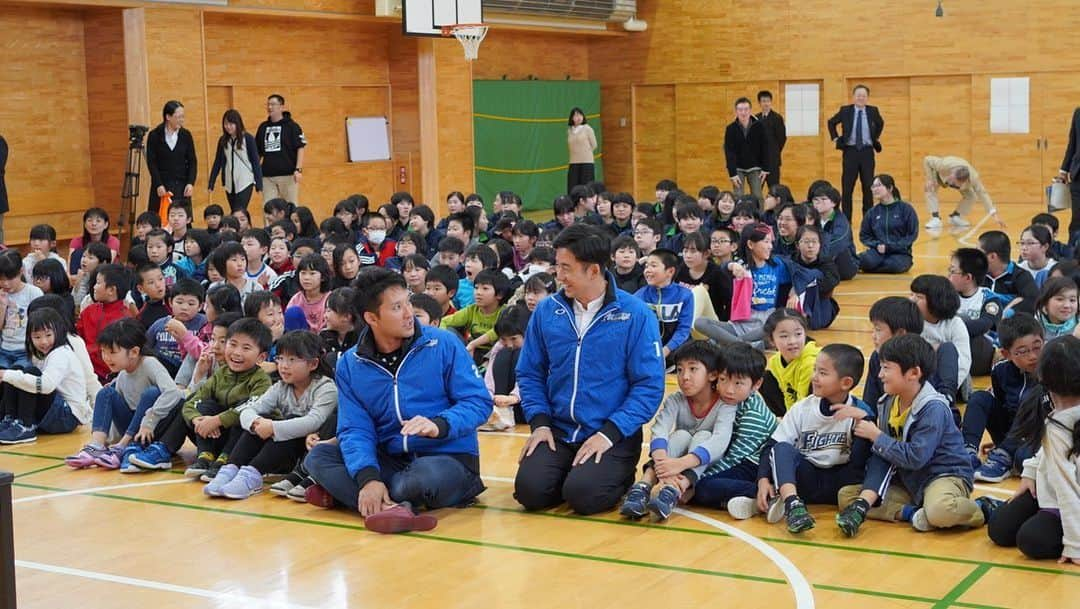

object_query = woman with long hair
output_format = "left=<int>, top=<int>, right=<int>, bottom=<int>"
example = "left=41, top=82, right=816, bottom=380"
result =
left=208, top=109, right=263, bottom=213
left=566, top=107, right=597, bottom=193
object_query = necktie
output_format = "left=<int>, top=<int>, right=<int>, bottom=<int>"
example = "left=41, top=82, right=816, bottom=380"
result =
left=854, top=109, right=864, bottom=150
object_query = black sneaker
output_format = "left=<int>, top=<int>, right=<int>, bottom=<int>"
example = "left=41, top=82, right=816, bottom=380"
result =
left=200, top=454, right=229, bottom=483
left=836, top=498, right=870, bottom=537
left=185, top=453, right=215, bottom=479
left=785, top=499, right=816, bottom=534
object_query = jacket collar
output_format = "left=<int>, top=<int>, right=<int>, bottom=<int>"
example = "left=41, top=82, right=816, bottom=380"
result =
left=355, top=318, right=423, bottom=360
left=555, top=271, right=618, bottom=310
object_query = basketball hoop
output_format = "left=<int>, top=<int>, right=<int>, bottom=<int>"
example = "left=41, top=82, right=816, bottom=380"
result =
left=442, top=23, right=488, bottom=61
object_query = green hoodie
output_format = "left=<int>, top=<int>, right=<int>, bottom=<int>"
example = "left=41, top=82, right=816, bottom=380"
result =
left=182, top=364, right=272, bottom=428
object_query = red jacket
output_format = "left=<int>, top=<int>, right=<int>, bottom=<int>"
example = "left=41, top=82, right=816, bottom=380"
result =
left=77, top=299, right=131, bottom=379
left=357, top=240, right=397, bottom=267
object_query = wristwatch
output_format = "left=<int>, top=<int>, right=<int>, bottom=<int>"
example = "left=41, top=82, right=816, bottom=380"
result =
left=294, top=168, right=303, bottom=174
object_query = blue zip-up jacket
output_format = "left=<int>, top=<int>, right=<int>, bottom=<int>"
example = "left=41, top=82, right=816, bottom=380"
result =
left=634, top=282, right=694, bottom=353
left=858, top=199, right=919, bottom=256
left=986, top=358, right=1037, bottom=415
left=820, top=210, right=857, bottom=264
left=517, top=274, right=666, bottom=444
left=335, top=321, right=491, bottom=488
left=867, top=382, right=974, bottom=505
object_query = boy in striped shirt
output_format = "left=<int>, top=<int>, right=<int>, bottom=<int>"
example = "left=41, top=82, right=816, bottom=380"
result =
left=689, top=343, right=779, bottom=516
left=729, top=344, right=874, bottom=531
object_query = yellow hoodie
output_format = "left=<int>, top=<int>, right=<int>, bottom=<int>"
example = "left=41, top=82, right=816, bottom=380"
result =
left=766, top=340, right=822, bottom=413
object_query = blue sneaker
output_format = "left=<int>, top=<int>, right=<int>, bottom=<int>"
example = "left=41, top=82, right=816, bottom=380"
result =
left=204, top=464, right=239, bottom=497
left=119, top=446, right=142, bottom=474
left=619, top=482, right=651, bottom=519
left=966, top=446, right=982, bottom=471
left=975, top=495, right=1005, bottom=523
left=128, top=442, right=173, bottom=470
left=974, top=449, right=1013, bottom=483
left=0, top=416, right=13, bottom=434
left=647, top=484, right=680, bottom=521
left=0, top=420, right=37, bottom=445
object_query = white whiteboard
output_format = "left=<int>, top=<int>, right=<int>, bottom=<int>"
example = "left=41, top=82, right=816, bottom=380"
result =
left=346, top=116, right=391, bottom=162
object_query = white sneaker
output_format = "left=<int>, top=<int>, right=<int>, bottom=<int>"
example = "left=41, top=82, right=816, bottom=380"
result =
left=726, top=496, right=762, bottom=520
left=910, top=507, right=933, bottom=532
left=766, top=497, right=785, bottom=524
left=949, top=214, right=971, bottom=227
left=924, top=216, right=943, bottom=229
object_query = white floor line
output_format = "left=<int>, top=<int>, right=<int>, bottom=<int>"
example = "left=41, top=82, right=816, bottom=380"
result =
left=13, top=478, right=189, bottom=504
left=674, top=507, right=815, bottom=609
left=479, top=430, right=532, bottom=438
left=481, top=475, right=515, bottom=484
left=973, top=484, right=1014, bottom=497
left=957, top=213, right=993, bottom=246
left=16, top=560, right=324, bottom=609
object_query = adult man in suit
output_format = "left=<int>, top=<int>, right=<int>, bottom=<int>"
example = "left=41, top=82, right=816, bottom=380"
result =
left=724, top=97, right=770, bottom=204
left=755, top=90, right=787, bottom=188
left=1058, top=107, right=1080, bottom=241
left=828, top=84, right=884, bottom=220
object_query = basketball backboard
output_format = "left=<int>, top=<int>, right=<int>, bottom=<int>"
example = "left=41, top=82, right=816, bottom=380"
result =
left=403, top=0, right=484, bottom=37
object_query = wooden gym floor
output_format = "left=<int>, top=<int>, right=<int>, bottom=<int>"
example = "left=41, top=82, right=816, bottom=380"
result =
left=6, top=203, right=1080, bottom=608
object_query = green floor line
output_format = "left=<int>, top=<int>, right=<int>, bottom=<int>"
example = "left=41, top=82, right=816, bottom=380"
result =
left=933, top=564, right=992, bottom=609
left=0, top=449, right=188, bottom=476
left=13, top=463, right=66, bottom=479
left=11, top=479, right=971, bottom=604
left=469, top=503, right=1080, bottom=579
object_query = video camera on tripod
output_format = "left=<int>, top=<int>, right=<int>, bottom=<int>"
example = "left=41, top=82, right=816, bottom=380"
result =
left=128, top=124, right=148, bottom=150
left=120, top=124, right=150, bottom=249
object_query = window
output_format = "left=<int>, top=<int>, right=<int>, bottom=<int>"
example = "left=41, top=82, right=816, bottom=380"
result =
left=784, top=83, right=819, bottom=136
left=990, top=77, right=1029, bottom=134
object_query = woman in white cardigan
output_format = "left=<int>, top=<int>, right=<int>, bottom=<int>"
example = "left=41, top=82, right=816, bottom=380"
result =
left=566, top=107, right=597, bottom=193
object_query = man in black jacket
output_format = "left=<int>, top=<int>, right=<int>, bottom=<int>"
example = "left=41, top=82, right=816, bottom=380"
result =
left=145, top=100, right=198, bottom=216
left=1058, top=107, right=1080, bottom=241
left=828, top=84, right=884, bottom=220
left=256, top=94, right=307, bottom=205
left=0, top=132, right=7, bottom=244
left=755, top=90, right=787, bottom=188
left=724, top=97, right=770, bottom=205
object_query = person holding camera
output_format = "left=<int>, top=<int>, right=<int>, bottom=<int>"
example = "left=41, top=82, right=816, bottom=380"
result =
left=145, top=100, right=197, bottom=216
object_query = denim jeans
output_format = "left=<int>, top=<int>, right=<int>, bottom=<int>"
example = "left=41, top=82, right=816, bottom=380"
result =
left=304, top=443, right=485, bottom=512
left=91, top=386, right=162, bottom=439
left=37, top=395, right=79, bottom=434
left=0, top=348, right=29, bottom=370
left=691, top=459, right=759, bottom=507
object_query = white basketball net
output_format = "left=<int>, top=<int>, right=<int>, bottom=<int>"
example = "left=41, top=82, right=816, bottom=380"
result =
left=449, top=24, right=488, bottom=61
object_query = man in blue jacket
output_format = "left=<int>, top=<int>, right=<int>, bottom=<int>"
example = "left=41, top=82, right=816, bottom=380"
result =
left=515, top=224, right=666, bottom=515
left=305, top=267, right=490, bottom=533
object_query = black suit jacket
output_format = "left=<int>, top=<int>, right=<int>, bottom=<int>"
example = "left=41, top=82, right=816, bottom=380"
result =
left=755, top=111, right=787, bottom=168
left=723, top=117, right=770, bottom=177
left=1061, top=107, right=1080, bottom=179
left=827, top=104, right=884, bottom=153
left=0, top=135, right=7, bottom=214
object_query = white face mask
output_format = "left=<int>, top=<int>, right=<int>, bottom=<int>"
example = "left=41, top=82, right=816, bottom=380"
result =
left=368, top=230, right=386, bottom=245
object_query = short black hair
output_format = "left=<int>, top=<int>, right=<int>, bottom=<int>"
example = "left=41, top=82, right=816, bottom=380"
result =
left=27, top=294, right=74, bottom=334
left=674, top=201, right=705, bottom=221
left=271, top=219, right=297, bottom=240
left=438, top=236, right=466, bottom=255
left=204, top=204, right=224, bottom=218
left=227, top=317, right=273, bottom=354
left=717, top=342, right=766, bottom=382
left=426, top=264, right=459, bottom=294
left=136, top=211, right=162, bottom=228
left=166, top=200, right=191, bottom=219
left=169, top=278, right=205, bottom=303
left=206, top=283, right=242, bottom=315
left=527, top=246, right=555, bottom=264
left=96, top=317, right=147, bottom=350
left=998, top=313, right=1045, bottom=350
left=409, top=292, right=443, bottom=325
left=183, top=229, right=215, bottom=258
left=1032, top=212, right=1060, bottom=233
left=868, top=296, right=923, bottom=334
left=465, top=244, right=498, bottom=270
left=209, top=242, right=246, bottom=277
left=213, top=311, right=243, bottom=331
left=552, top=195, right=576, bottom=216
left=878, top=334, right=935, bottom=382
left=319, top=217, right=350, bottom=241
left=635, top=217, right=663, bottom=237
left=242, top=228, right=270, bottom=249
left=447, top=211, right=475, bottom=238
left=29, top=224, right=57, bottom=242
left=553, top=223, right=611, bottom=268
left=731, top=201, right=761, bottom=220
left=569, top=184, right=595, bottom=205
left=611, top=235, right=640, bottom=256
left=952, top=248, right=989, bottom=285
left=672, top=339, right=721, bottom=371
left=734, top=96, right=752, bottom=108
left=391, top=191, right=414, bottom=206
left=296, top=253, right=332, bottom=293
left=243, top=291, right=280, bottom=320
left=977, top=230, right=1011, bottom=260
left=757, top=90, right=773, bottom=102
left=494, top=304, right=529, bottom=338
left=410, top=204, right=436, bottom=228
left=31, top=259, right=70, bottom=295
left=352, top=266, right=408, bottom=317
left=911, top=274, right=960, bottom=320
left=811, top=184, right=842, bottom=204
left=819, top=344, right=865, bottom=387
left=1038, top=335, right=1080, bottom=398
left=646, top=248, right=679, bottom=271
left=402, top=253, right=431, bottom=272
left=0, top=250, right=22, bottom=279
left=326, top=286, right=356, bottom=316
left=263, top=198, right=294, bottom=216
left=514, top=219, right=540, bottom=239
left=612, top=192, right=636, bottom=208
left=656, top=179, right=678, bottom=192
left=96, top=264, right=130, bottom=300
left=474, top=269, right=512, bottom=304
left=145, top=228, right=174, bottom=251
left=86, top=241, right=113, bottom=264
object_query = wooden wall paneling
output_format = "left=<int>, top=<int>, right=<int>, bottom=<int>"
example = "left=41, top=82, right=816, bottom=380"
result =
left=599, top=83, right=633, bottom=194
left=473, top=31, right=589, bottom=81
left=388, top=34, right=419, bottom=154
left=909, top=76, right=971, bottom=212
left=434, top=38, right=475, bottom=200
left=224, top=0, right=375, bottom=13
left=632, top=84, right=676, bottom=202
left=417, top=39, right=439, bottom=214
left=673, top=84, right=727, bottom=191
left=970, top=74, right=1041, bottom=204
left=776, top=79, right=825, bottom=198
left=83, top=9, right=128, bottom=225
left=852, top=77, right=911, bottom=203
left=1035, top=72, right=1080, bottom=188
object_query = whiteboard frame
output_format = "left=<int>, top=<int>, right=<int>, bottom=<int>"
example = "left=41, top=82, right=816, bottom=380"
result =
left=345, top=116, right=392, bottom=163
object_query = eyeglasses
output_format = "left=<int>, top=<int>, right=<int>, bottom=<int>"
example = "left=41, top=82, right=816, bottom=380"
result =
left=710, top=238, right=731, bottom=244
left=1011, top=341, right=1044, bottom=358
